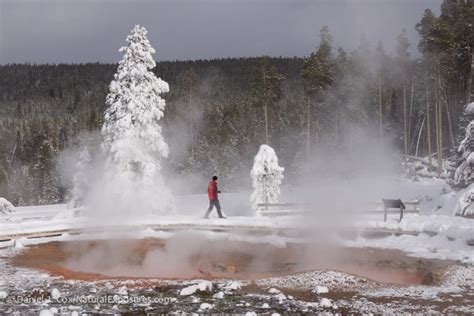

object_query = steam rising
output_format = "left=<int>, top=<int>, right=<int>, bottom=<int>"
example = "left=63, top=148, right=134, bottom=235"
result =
left=56, top=22, right=406, bottom=280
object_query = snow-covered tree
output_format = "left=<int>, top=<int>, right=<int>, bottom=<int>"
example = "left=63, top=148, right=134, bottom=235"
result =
left=250, top=144, right=284, bottom=211
left=69, top=146, right=91, bottom=208
left=453, top=185, right=474, bottom=217
left=454, top=120, right=474, bottom=188
left=0, top=197, right=15, bottom=215
left=453, top=103, right=474, bottom=216
left=101, top=25, right=173, bottom=215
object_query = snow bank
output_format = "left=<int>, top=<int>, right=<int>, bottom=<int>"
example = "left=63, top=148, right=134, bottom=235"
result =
left=0, top=198, right=14, bottom=215
left=350, top=232, right=474, bottom=265
left=365, top=213, right=474, bottom=243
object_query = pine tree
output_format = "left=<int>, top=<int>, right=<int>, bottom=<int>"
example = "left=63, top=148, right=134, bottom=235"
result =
left=250, top=144, right=284, bottom=212
left=374, top=41, right=389, bottom=153
left=396, top=28, right=411, bottom=156
left=251, top=56, right=284, bottom=145
left=182, top=67, right=199, bottom=161
left=101, top=25, right=173, bottom=215
left=301, top=26, right=335, bottom=159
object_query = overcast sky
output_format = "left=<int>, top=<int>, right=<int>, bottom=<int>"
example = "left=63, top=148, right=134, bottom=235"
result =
left=0, top=0, right=442, bottom=64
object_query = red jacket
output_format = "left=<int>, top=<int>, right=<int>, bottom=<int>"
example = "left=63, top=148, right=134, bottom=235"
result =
left=207, top=180, right=219, bottom=200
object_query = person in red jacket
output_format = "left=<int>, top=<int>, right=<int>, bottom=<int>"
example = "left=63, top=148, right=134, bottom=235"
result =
left=204, top=176, right=226, bottom=219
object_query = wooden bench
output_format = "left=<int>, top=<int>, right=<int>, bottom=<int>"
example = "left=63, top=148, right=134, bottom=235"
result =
left=378, top=199, right=420, bottom=222
left=257, top=199, right=420, bottom=221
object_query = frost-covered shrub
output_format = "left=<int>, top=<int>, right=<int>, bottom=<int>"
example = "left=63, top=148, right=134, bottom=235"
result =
left=250, top=144, right=284, bottom=211
left=0, top=197, right=15, bottom=215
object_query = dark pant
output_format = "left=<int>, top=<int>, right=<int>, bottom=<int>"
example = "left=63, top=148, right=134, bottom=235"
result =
left=204, top=199, right=224, bottom=218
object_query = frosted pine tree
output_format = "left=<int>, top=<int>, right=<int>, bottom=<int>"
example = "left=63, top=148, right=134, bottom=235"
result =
left=453, top=116, right=474, bottom=216
left=250, top=144, right=284, bottom=212
left=454, top=120, right=474, bottom=188
left=69, top=146, right=91, bottom=208
left=101, top=25, right=173, bottom=215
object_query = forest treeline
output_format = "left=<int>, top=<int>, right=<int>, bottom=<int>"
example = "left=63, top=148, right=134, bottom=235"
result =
left=0, top=0, right=472, bottom=205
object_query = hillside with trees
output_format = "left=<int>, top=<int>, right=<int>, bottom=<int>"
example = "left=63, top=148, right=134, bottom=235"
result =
left=0, top=0, right=472, bottom=206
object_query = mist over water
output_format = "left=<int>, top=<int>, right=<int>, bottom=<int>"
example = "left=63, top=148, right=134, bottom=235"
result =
left=53, top=14, right=412, bottom=279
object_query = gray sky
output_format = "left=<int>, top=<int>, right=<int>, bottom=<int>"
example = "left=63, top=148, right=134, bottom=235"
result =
left=0, top=0, right=441, bottom=64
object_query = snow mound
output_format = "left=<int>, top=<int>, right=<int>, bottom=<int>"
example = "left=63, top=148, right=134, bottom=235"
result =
left=117, top=285, right=128, bottom=295
left=222, top=280, right=241, bottom=291
left=180, top=281, right=213, bottom=296
left=0, top=198, right=14, bottom=215
left=199, top=302, right=213, bottom=310
left=311, top=286, right=329, bottom=294
left=268, top=288, right=281, bottom=294
left=50, top=288, right=61, bottom=299
left=319, top=297, right=333, bottom=308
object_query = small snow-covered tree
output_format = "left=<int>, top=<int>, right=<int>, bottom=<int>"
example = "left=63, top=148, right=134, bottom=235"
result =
left=250, top=144, right=284, bottom=211
left=69, top=146, right=91, bottom=208
left=0, top=197, right=15, bottom=215
left=101, top=25, right=173, bottom=215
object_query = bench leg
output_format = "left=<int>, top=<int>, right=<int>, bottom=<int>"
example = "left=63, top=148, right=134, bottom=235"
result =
left=384, top=206, right=387, bottom=222
left=399, top=206, right=403, bottom=222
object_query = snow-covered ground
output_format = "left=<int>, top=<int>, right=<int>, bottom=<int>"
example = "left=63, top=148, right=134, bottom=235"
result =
left=1, top=178, right=473, bottom=262
left=0, top=177, right=473, bottom=313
